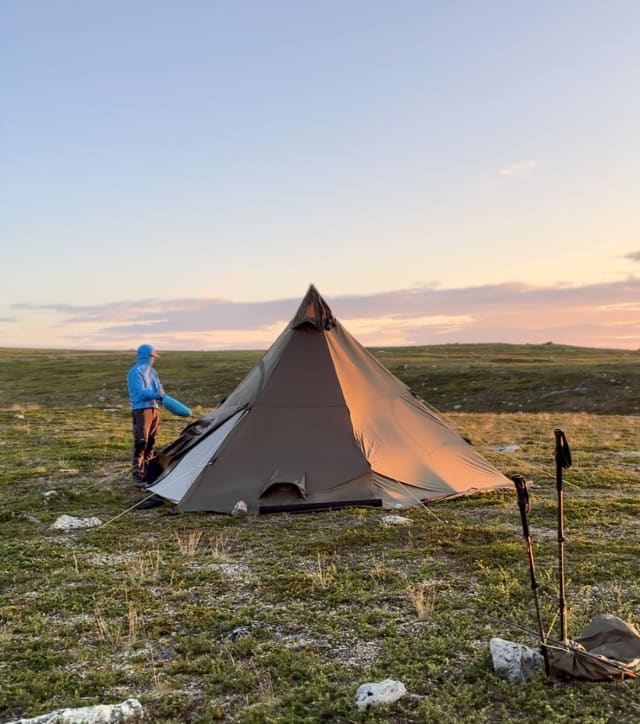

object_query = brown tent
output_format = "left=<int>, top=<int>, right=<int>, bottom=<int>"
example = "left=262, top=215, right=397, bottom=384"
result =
left=150, top=285, right=510, bottom=513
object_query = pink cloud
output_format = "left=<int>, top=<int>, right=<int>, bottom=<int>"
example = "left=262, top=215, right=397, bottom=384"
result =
left=4, top=279, right=640, bottom=350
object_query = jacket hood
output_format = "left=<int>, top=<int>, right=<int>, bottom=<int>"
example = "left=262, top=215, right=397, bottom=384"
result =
left=136, top=344, right=158, bottom=363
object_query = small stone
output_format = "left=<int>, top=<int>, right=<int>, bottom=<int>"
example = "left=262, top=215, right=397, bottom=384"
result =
left=49, top=515, right=102, bottom=531
left=381, top=515, right=413, bottom=526
left=354, top=679, right=406, bottom=710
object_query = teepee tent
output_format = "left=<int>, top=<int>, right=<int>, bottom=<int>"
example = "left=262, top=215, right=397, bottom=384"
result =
left=150, top=285, right=510, bottom=513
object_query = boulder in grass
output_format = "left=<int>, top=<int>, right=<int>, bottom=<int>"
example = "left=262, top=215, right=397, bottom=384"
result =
left=49, top=515, right=102, bottom=531
left=354, top=679, right=407, bottom=710
left=490, top=637, right=543, bottom=682
left=7, top=697, right=143, bottom=723
left=381, top=515, right=413, bottom=526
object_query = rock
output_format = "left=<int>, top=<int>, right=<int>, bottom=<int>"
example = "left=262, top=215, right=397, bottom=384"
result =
left=381, top=515, right=413, bottom=526
left=49, top=515, right=102, bottom=531
left=227, top=625, right=251, bottom=641
left=0, top=511, right=39, bottom=524
left=494, top=444, right=520, bottom=453
left=7, top=697, right=143, bottom=723
left=213, top=563, right=251, bottom=578
left=354, top=679, right=406, bottom=710
left=22, top=513, right=41, bottom=524
left=490, top=637, right=543, bottom=682
left=232, top=500, right=248, bottom=515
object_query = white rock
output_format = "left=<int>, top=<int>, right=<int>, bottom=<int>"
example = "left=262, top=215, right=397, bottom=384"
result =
left=355, top=679, right=406, bottom=710
left=7, top=697, right=143, bottom=723
left=490, top=637, right=543, bottom=682
left=49, top=515, right=102, bottom=531
left=232, top=500, right=248, bottom=515
left=381, top=515, right=413, bottom=526
left=19, top=513, right=41, bottom=524
left=213, top=563, right=251, bottom=578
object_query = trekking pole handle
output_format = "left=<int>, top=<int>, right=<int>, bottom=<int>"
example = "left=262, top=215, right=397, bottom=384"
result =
left=512, top=474, right=530, bottom=537
left=512, top=474, right=529, bottom=509
left=554, top=428, right=572, bottom=474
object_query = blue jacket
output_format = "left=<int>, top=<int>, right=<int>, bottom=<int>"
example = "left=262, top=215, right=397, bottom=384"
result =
left=127, top=345, right=165, bottom=410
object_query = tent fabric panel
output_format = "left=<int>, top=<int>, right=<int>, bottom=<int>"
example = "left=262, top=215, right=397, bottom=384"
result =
left=258, top=324, right=349, bottom=407
left=154, top=328, right=294, bottom=471
left=326, top=321, right=453, bottom=429
left=268, top=471, right=378, bottom=508
left=363, top=395, right=508, bottom=495
left=176, top=405, right=371, bottom=513
left=156, top=404, right=244, bottom=466
left=370, top=472, right=502, bottom=507
left=150, top=410, right=245, bottom=503
left=217, top=327, right=294, bottom=412
left=256, top=471, right=376, bottom=508
left=326, top=322, right=510, bottom=497
left=370, top=472, right=430, bottom=508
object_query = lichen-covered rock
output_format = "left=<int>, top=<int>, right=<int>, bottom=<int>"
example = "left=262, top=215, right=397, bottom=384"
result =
left=7, top=697, right=143, bottom=723
left=354, top=679, right=406, bottom=710
left=231, top=500, right=248, bottom=515
left=490, top=637, right=543, bottom=682
left=381, top=515, right=413, bottom=526
left=49, top=515, right=102, bottom=531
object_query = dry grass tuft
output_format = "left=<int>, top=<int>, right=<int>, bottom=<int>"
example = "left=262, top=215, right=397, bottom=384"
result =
left=407, top=581, right=437, bottom=620
left=176, top=528, right=204, bottom=555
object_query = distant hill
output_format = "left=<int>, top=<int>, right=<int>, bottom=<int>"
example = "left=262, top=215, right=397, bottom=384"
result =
left=1, top=343, right=638, bottom=414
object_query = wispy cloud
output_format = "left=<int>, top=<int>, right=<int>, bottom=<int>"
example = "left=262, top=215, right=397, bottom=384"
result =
left=498, top=159, right=540, bottom=177
left=2, top=279, right=639, bottom=351
left=624, top=251, right=640, bottom=263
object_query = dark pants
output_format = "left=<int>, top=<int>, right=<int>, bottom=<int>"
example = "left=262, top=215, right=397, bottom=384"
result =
left=131, top=408, right=160, bottom=480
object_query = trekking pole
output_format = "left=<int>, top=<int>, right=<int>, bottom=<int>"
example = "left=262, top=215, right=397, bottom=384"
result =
left=554, top=428, right=572, bottom=644
left=512, top=473, right=550, bottom=676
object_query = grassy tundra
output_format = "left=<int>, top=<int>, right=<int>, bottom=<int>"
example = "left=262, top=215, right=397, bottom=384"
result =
left=1, top=344, right=640, bottom=723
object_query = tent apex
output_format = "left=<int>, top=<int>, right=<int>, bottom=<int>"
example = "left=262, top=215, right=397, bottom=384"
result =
left=291, top=284, right=336, bottom=330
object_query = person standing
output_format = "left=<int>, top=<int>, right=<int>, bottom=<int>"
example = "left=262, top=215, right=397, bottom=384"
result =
left=127, top=344, right=164, bottom=482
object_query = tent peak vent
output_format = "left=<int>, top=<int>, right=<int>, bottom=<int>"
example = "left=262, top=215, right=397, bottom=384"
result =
left=292, top=285, right=336, bottom=330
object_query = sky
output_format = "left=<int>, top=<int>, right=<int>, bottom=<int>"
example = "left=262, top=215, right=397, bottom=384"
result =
left=1, top=1, right=639, bottom=351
